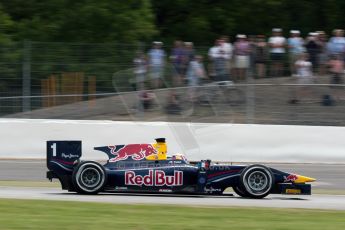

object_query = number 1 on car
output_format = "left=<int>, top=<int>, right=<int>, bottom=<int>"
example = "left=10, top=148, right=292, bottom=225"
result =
left=51, top=143, right=57, bottom=157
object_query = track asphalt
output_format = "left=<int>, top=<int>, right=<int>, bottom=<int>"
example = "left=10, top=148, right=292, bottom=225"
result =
left=1, top=160, right=344, bottom=210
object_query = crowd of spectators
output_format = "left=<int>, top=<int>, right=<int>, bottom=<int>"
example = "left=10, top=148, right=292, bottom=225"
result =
left=133, top=28, right=345, bottom=92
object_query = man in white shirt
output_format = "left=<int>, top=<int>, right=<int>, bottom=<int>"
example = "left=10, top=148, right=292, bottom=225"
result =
left=288, top=30, right=305, bottom=75
left=268, top=28, right=286, bottom=77
left=328, top=29, right=345, bottom=57
left=148, top=41, right=166, bottom=89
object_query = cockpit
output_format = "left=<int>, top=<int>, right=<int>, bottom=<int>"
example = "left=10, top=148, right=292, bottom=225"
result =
left=171, top=153, right=188, bottom=163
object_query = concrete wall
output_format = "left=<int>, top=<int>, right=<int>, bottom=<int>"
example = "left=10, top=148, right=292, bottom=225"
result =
left=0, top=118, right=344, bottom=163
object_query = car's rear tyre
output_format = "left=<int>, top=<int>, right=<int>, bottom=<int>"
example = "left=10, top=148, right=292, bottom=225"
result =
left=72, top=161, right=106, bottom=194
left=239, top=164, right=274, bottom=199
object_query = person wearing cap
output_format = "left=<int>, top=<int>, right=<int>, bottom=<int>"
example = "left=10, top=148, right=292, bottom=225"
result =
left=327, top=29, right=345, bottom=59
left=210, top=38, right=228, bottom=81
left=305, top=32, right=322, bottom=73
left=268, top=28, right=286, bottom=77
left=233, top=34, right=250, bottom=81
left=148, top=41, right=166, bottom=89
left=184, top=42, right=196, bottom=65
left=288, top=30, right=305, bottom=75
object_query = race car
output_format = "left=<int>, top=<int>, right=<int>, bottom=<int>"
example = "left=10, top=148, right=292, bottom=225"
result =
left=46, top=138, right=315, bottom=198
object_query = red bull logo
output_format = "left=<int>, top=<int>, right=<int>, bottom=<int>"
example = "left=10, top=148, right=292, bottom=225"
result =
left=125, top=170, right=183, bottom=186
left=284, top=174, right=298, bottom=182
left=108, top=144, right=157, bottom=162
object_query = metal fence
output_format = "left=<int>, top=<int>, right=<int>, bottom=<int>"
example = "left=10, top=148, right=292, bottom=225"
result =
left=0, top=41, right=344, bottom=126
left=0, top=41, right=209, bottom=113
left=1, top=82, right=344, bottom=126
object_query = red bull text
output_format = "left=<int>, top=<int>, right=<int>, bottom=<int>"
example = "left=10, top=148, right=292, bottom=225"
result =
left=125, top=170, right=183, bottom=186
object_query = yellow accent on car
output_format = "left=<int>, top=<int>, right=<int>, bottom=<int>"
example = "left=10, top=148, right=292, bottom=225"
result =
left=286, top=189, right=301, bottom=194
left=294, top=175, right=316, bottom=183
left=146, top=139, right=167, bottom=160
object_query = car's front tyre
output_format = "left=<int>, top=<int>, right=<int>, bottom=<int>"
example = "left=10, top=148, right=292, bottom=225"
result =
left=72, top=161, right=106, bottom=194
left=238, top=164, right=274, bottom=199
left=232, top=186, right=248, bottom=198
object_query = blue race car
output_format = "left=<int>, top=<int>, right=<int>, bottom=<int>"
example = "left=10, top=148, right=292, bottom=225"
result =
left=46, top=138, right=315, bottom=198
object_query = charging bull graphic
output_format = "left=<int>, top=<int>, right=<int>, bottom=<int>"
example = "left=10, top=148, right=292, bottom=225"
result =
left=108, top=144, right=157, bottom=162
left=284, top=174, right=298, bottom=182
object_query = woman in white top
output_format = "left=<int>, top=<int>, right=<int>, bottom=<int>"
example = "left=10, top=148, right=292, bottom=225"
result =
left=293, top=53, right=314, bottom=103
left=295, top=53, right=313, bottom=84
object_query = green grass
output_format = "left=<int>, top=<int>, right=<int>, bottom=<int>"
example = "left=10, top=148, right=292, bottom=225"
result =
left=0, top=199, right=345, bottom=230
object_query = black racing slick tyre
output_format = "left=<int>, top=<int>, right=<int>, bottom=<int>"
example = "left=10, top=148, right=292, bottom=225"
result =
left=232, top=186, right=249, bottom=198
left=72, top=161, right=107, bottom=194
left=239, top=164, right=274, bottom=199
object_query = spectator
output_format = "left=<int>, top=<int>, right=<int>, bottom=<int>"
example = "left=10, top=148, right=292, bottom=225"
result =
left=328, top=54, right=344, bottom=100
left=208, top=39, right=220, bottom=79
left=305, top=32, right=321, bottom=73
left=133, top=51, right=147, bottom=91
left=184, top=42, right=195, bottom=66
left=254, top=35, right=268, bottom=78
left=138, top=90, right=156, bottom=111
left=165, top=90, right=181, bottom=115
left=328, top=54, right=344, bottom=84
left=317, top=31, right=329, bottom=76
left=327, top=29, right=345, bottom=58
left=186, top=55, right=206, bottom=101
left=296, top=53, right=313, bottom=83
left=170, top=40, right=185, bottom=87
left=288, top=30, right=304, bottom=75
left=220, top=35, right=233, bottom=78
left=294, top=53, right=314, bottom=102
left=268, top=28, right=286, bottom=77
left=183, top=42, right=196, bottom=84
left=248, top=35, right=257, bottom=73
left=233, top=34, right=250, bottom=81
left=148, top=41, right=166, bottom=89
left=210, top=39, right=228, bottom=81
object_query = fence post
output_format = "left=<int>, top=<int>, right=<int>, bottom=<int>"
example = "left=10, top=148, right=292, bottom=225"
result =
left=22, top=40, right=31, bottom=112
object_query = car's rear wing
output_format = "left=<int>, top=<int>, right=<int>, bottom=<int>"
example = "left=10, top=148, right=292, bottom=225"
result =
left=47, top=141, right=82, bottom=173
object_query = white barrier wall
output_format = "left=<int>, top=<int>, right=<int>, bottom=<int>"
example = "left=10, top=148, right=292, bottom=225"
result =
left=0, top=118, right=344, bottom=163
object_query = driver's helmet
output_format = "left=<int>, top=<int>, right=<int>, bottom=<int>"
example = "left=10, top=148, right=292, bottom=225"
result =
left=172, top=153, right=188, bottom=162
